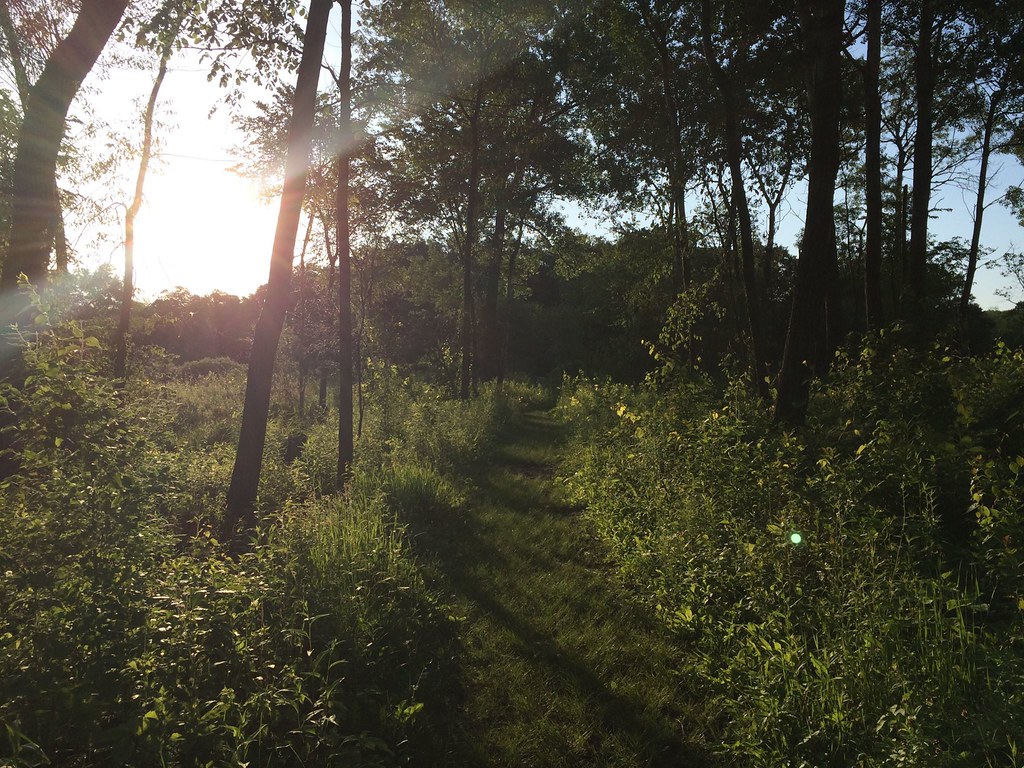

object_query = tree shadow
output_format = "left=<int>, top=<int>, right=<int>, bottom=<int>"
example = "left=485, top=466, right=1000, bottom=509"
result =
left=394, top=411, right=709, bottom=767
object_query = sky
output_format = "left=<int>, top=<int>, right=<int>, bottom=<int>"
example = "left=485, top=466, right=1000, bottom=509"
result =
left=76, top=53, right=280, bottom=300
left=69, top=6, right=1024, bottom=309
left=123, top=70, right=280, bottom=300
left=71, top=5, right=352, bottom=301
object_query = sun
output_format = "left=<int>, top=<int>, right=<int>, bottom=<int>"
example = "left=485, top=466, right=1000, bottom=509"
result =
left=131, top=158, right=280, bottom=300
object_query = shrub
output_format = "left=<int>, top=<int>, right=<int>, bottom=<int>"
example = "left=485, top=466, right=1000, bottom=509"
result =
left=0, top=314, right=457, bottom=766
left=558, top=337, right=1024, bottom=766
left=177, top=356, right=246, bottom=380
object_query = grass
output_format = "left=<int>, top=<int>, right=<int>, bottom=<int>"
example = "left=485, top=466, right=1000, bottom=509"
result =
left=396, top=410, right=709, bottom=767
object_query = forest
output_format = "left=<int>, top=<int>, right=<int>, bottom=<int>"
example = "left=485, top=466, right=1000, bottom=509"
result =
left=2, top=0, right=1024, bottom=765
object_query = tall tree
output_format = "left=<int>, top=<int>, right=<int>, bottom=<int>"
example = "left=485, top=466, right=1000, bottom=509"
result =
left=0, top=0, right=129, bottom=334
left=907, top=0, right=934, bottom=307
left=460, top=86, right=482, bottom=399
left=863, top=0, right=884, bottom=328
left=774, top=0, right=845, bottom=425
left=337, top=0, right=354, bottom=482
left=699, top=0, right=770, bottom=398
left=114, top=11, right=184, bottom=382
left=224, top=0, right=332, bottom=538
left=958, top=0, right=1024, bottom=332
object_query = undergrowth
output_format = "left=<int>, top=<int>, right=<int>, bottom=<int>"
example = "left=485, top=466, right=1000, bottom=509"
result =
left=0, top=307, right=536, bottom=766
left=558, top=331, right=1024, bottom=766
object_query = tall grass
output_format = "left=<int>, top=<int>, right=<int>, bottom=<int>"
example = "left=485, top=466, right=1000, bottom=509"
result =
left=558, top=338, right=1024, bottom=766
left=0, top=324, right=526, bottom=765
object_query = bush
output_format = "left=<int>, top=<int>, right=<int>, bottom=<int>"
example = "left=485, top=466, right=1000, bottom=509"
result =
left=178, top=356, right=246, bottom=380
left=558, top=337, right=1024, bottom=767
left=0, top=315, right=457, bottom=766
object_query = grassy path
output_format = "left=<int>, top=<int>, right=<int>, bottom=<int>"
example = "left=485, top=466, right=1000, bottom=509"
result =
left=406, top=410, right=706, bottom=767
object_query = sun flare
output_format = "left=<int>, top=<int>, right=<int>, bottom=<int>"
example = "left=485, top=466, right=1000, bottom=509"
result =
left=131, top=157, right=279, bottom=300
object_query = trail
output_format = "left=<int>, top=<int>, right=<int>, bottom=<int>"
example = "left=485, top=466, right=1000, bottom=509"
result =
left=406, top=410, right=706, bottom=767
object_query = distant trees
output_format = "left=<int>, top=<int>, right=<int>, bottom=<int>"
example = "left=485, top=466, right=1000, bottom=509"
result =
left=361, top=0, right=587, bottom=395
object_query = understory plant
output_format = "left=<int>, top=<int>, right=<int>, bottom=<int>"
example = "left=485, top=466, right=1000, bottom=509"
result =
left=0, top=310, right=459, bottom=766
left=558, top=333, right=1024, bottom=767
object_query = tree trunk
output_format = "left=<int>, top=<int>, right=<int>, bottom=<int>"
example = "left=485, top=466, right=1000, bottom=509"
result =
left=700, top=0, right=769, bottom=399
left=497, top=218, right=526, bottom=391
left=894, top=176, right=908, bottom=311
left=0, top=0, right=129, bottom=337
left=864, top=0, right=884, bottom=329
left=958, top=90, right=1001, bottom=333
left=114, top=38, right=174, bottom=382
left=480, top=206, right=506, bottom=381
left=908, top=0, right=934, bottom=306
left=53, top=199, right=69, bottom=273
left=763, top=206, right=775, bottom=296
left=356, top=335, right=364, bottom=437
left=355, top=247, right=372, bottom=438
left=336, top=0, right=354, bottom=485
left=775, top=0, right=845, bottom=426
left=750, top=152, right=791, bottom=297
left=460, top=89, right=483, bottom=400
left=675, top=185, right=696, bottom=368
left=637, top=1, right=688, bottom=295
left=297, top=212, right=314, bottom=417
left=319, top=208, right=336, bottom=408
left=224, top=0, right=332, bottom=539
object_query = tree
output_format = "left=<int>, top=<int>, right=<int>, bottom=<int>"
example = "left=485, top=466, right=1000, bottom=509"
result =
left=774, top=0, right=845, bottom=426
left=337, top=0, right=354, bottom=483
left=0, top=0, right=75, bottom=275
left=114, top=4, right=188, bottom=382
left=566, top=0, right=711, bottom=367
left=361, top=0, right=572, bottom=396
left=0, top=0, right=129, bottom=342
left=906, top=0, right=934, bottom=306
left=699, top=0, right=775, bottom=398
left=957, top=0, right=1024, bottom=333
left=224, top=0, right=332, bottom=539
left=863, top=0, right=884, bottom=328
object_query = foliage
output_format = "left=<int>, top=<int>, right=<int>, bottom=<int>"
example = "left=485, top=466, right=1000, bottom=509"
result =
left=558, top=337, right=1024, bottom=766
left=0, top=312, right=473, bottom=766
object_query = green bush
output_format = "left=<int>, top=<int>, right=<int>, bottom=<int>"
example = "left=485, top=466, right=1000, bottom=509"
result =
left=133, top=369, right=245, bottom=449
left=178, top=356, right=246, bottom=380
left=558, top=337, right=1024, bottom=767
left=0, top=314, right=457, bottom=766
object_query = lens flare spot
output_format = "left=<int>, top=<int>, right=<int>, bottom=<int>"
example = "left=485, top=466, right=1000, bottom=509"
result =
left=789, top=531, right=803, bottom=545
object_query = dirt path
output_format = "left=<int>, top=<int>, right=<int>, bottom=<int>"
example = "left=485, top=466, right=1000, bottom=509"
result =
left=406, top=410, right=705, bottom=767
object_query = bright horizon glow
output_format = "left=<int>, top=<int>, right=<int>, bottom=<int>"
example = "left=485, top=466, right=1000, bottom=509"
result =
left=102, top=4, right=349, bottom=301
left=91, top=53, right=285, bottom=300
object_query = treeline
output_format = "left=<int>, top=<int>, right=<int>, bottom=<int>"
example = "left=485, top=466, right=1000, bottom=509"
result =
left=3, top=0, right=1024, bottom=411
left=0, top=0, right=1022, bottom=549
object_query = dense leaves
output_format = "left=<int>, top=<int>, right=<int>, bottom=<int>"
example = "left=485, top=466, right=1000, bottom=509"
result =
left=559, top=335, right=1024, bottom=765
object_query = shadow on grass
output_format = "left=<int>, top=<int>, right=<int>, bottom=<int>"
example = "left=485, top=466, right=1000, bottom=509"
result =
left=394, top=410, right=709, bottom=767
